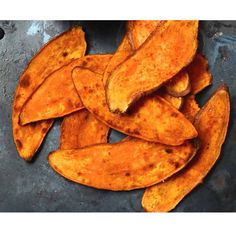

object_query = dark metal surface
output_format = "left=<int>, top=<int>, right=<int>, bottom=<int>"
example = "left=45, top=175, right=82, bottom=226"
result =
left=0, top=21, right=235, bottom=212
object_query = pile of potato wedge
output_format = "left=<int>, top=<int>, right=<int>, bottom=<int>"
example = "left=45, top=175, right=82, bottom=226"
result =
left=12, top=20, right=230, bottom=212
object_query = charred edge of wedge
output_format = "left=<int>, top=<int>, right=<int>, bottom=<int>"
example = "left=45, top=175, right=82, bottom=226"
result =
left=166, top=79, right=192, bottom=97
left=126, top=21, right=136, bottom=50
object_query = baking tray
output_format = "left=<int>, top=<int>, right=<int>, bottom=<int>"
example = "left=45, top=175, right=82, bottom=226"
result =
left=0, top=21, right=235, bottom=212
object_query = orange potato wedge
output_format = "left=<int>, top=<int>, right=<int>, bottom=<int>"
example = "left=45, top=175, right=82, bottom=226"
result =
left=166, top=71, right=191, bottom=97
left=181, top=95, right=200, bottom=122
left=103, top=21, right=163, bottom=85
left=48, top=138, right=198, bottom=191
left=127, top=20, right=164, bottom=49
left=106, top=21, right=199, bottom=113
left=12, top=27, right=87, bottom=161
left=72, top=67, right=197, bottom=145
left=60, top=109, right=109, bottom=150
left=159, top=91, right=183, bottom=110
left=142, top=85, right=230, bottom=212
left=187, top=53, right=212, bottom=94
left=103, top=34, right=133, bottom=85
left=19, top=54, right=112, bottom=125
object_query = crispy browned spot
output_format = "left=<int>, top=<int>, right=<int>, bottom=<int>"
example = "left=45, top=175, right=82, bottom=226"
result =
left=81, top=60, right=88, bottom=67
left=16, top=139, right=23, bottom=149
left=20, top=74, right=30, bottom=88
left=42, top=128, right=48, bottom=133
left=165, top=148, right=173, bottom=154
left=149, top=163, right=155, bottom=168
left=168, top=159, right=179, bottom=168
left=62, top=52, right=68, bottom=57
left=15, top=94, right=21, bottom=100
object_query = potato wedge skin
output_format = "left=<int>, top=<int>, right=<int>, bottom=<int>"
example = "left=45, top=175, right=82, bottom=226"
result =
left=12, top=27, right=87, bottom=161
left=187, top=53, right=212, bottom=94
left=20, top=54, right=112, bottom=125
left=60, top=109, right=109, bottom=149
left=181, top=95, right=200, bottom=122
left=166, top=71, right=191, bottom=97
left=72, top=67, right=197, bottom=145
left=49, top=138, right=197, bottom=191
left=106, top=21, right=199, bottom=113
left=142, top=85, right=230, bottom=212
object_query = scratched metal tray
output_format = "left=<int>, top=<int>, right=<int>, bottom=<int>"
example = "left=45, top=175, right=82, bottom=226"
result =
left=0, top=21, right=235, bottom=212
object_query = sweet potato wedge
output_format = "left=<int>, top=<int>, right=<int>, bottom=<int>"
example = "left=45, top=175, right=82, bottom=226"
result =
left=187, top=53, right=212, bottom=94
left=103, top=35, right=133, bottom=85
left=106, top=21, right=199, bottom=113
left=60, top=109, right=109, bottom=149
left=72, top=67, right=197, bottom=145
left=103, top=21, right=164, bottom=85
left=166, top=71, right=191, bottom=97
left=127, top=20, right=164, bottom=49
left=181, top=95, right=200, bottom=122
left=49, top=138, right=197, bottom=191
left=159, top=91, right=183, bottom=110
left=142, top=85, right=230, bottom=212
left=19, top=54, right=112, bottom=125
left=12, top=27, right=86, bottom=161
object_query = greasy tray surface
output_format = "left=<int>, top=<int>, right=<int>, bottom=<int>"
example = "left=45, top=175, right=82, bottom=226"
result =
left=0, top=21, right=236, bottom=212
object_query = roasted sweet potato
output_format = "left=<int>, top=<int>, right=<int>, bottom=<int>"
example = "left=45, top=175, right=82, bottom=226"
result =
left=60, top=109, right=109, bottom=149
left=127, top=20, right=164, bottom=49
left=103, top=21, right=163, bottom=85
left=12, top=27, right=86, bottom=161
left=187, top=53, right=212, bottom=94
left=72, top=67, right=197, bottom=145
left=49, top=138, right=197, bottom=191
left=159, top=91, right=183, bottom=110
left=19, top=54, right=112, bottom=125
left=181, top=95, right=200, bottom=122
left=142, top=85, right=230, bottom=212
left=166, top=71, right=191, bottom=97
left=106, top=21, right=199, bottom=113
left=103, top=35, right=133, bottom=85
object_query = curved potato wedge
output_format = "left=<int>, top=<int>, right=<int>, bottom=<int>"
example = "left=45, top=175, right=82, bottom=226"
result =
left=166, top=71, right=191, bottom=97
left=127, top=20, right=164, bottom=49
left=106, top=21, right=199, bottom=113
left=187, top=53, right=212, bottom=94
left=19, top=54, right=112, bottom=125
left=142, top=85, right=230, bottom=212
left=72, top=67, right=197, bottom=145
left=103, top=35, right=133, bottom=85
left=181, top=95, right=200, bottom=122
left=160, top=92, right=183, bottom=110
left=103, top=21, right=164, bottom=85
left=49, top=138, right=197, bottom=191
left=12, top=27, right=87, bottom=161
left=60, top=109, right=109, bottom=149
